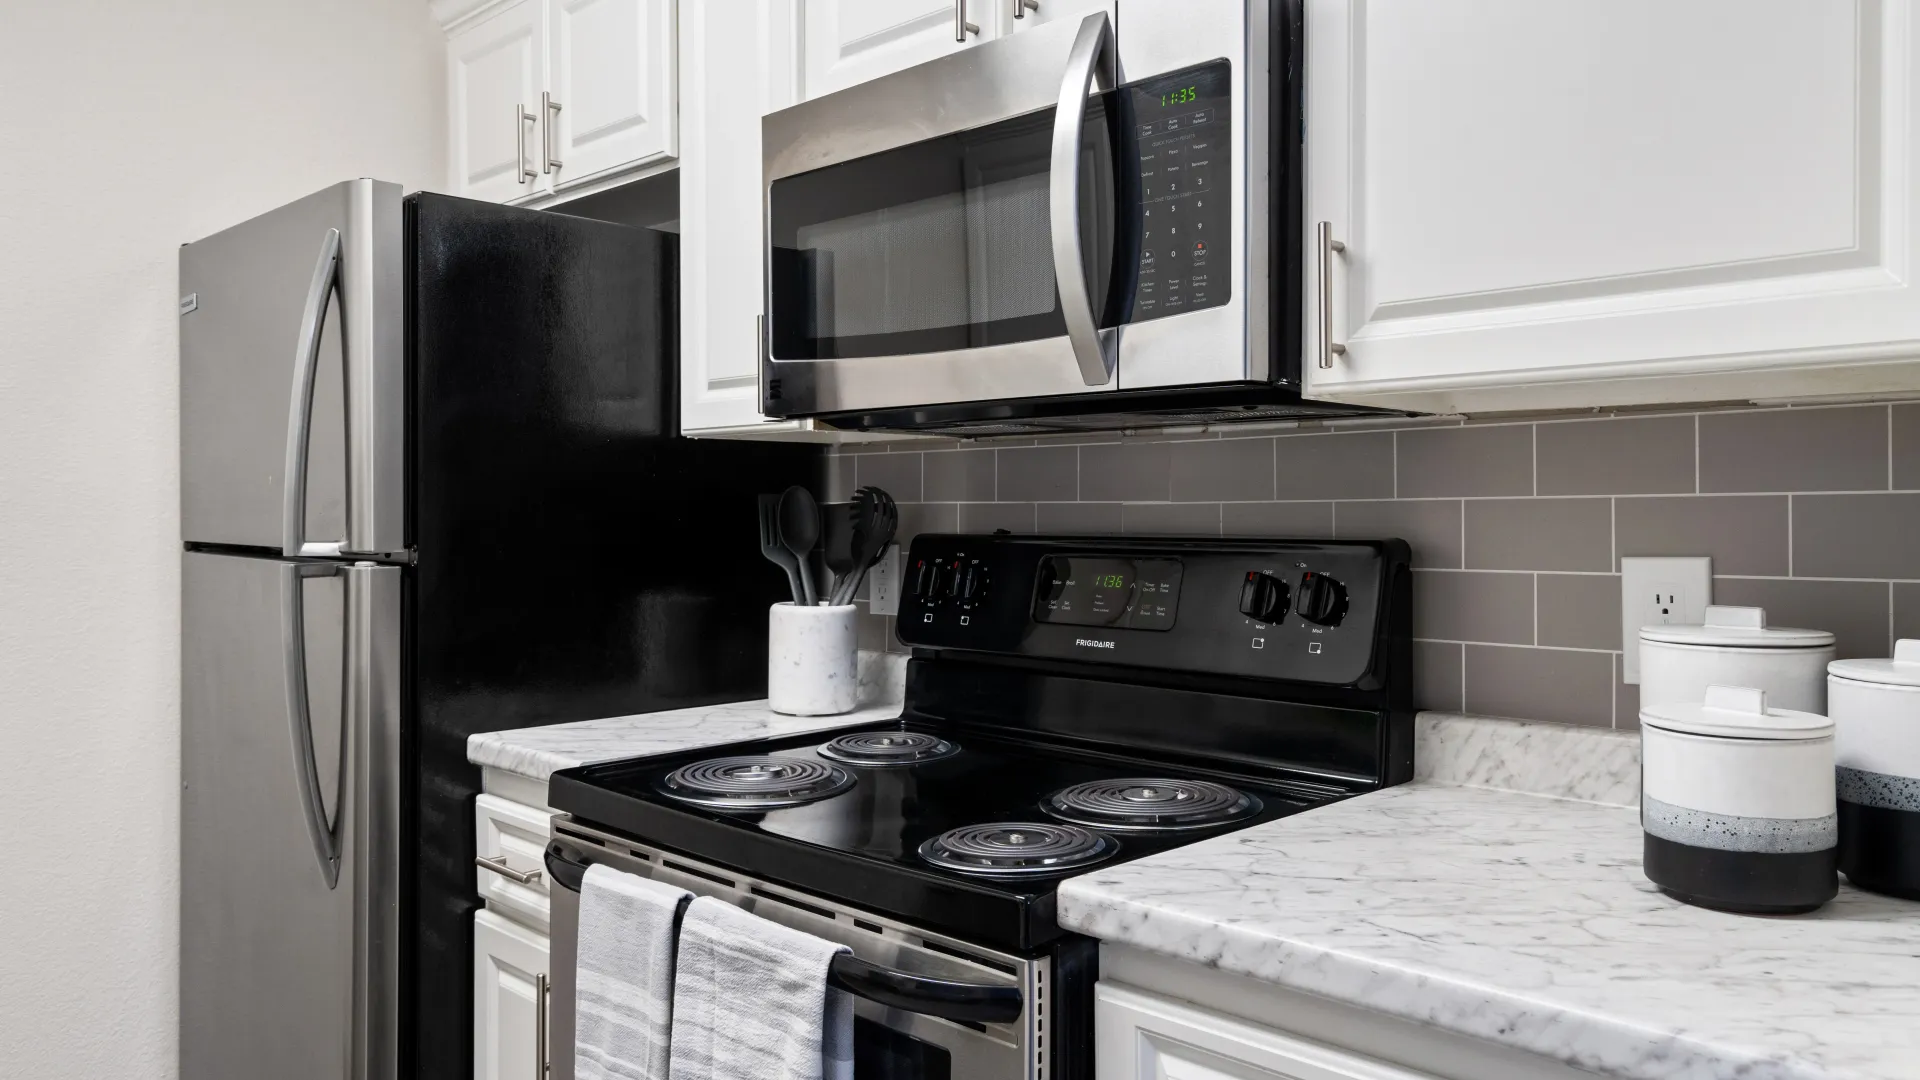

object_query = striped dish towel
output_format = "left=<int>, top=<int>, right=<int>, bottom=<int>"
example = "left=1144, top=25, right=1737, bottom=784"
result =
left=575, top=864, right=693, bottom=1080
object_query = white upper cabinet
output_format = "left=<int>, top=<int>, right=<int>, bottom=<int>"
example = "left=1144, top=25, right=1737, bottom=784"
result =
left=448, top=1, right=549, bottom=204
left=547, top=0, right=677, bottom=189
left=441, top=0, right=677, bottom=205
left=801, top=0, right=984, bottom=100
left=1304, top=0, right=1920, bottom=413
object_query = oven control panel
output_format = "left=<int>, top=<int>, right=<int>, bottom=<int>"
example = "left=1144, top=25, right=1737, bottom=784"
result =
left=898, top=535, right=1409, bottom=687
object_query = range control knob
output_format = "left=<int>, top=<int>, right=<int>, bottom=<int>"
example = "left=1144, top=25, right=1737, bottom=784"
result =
left=1237, top=571, right=1291, bottom=623
left=911, top=558, right=937, bottom=599
left=1294, top=572, right=1349, bottom=626
left=960, top=563, right=990, bottom=601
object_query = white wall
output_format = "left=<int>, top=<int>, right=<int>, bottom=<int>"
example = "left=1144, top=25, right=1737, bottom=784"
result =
left=0, top=2, right=444, bottom=1075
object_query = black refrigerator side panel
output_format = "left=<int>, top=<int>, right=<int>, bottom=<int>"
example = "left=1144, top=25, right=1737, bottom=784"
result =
left=404, top=193, right=821, bottom=1080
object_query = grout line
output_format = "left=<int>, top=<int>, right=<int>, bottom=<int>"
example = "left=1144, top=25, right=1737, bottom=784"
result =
left=1531, top=424, right=1538, bottom=497
left=1890, top=405, right=1896, bottom=491
left=1788, top=493, right=1794, bottom=577
left=1531, top=573, right=1539, bottom=646
left=1892, top=581, right=1898, bottom=654
left=1609, top=497, right=1617, bottom=571
left=1611, top=653, right=1619, bottom=730
left=1693, top=413, right=1700, bottom=494
left=1459, top=644, right=1468, bottom=713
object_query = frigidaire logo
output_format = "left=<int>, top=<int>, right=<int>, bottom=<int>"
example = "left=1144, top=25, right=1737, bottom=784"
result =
left=1074, top=639, right=1117, bottom=649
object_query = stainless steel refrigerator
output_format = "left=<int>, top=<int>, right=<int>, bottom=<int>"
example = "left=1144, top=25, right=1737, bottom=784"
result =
left=179, top=180, right=815, bottom=1080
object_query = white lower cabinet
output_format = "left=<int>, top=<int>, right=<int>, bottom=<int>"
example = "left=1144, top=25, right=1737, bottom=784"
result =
left=1097, top=983, right=1440, bottom=1080
left=474, top=907, right=552, bottom=1080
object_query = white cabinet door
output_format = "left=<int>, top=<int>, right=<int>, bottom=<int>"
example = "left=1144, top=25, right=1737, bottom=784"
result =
left=677, top=0, right=803, bottom=434
left=547, top=0, right=677, bottom=189
left=1303, top=0, right=1920, bottom=413
left=801, top=0, right=983, bottom=100
left=474, top=793, right=553, bottom=931
left=1097, top=983, right=1441, bottom=1080
left=999, top=0, right=1113, bottom=36
left=448, top=0, right=551, bottom=204
left=474, top=909, right=551, bottom=1080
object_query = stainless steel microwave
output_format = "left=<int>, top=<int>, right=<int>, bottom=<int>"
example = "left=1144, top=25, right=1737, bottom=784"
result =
left=759, top=1, right=1381, bottom=435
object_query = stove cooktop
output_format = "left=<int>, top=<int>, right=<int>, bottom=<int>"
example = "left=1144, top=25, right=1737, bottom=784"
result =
left=550, top=719, right=1352, bottom=951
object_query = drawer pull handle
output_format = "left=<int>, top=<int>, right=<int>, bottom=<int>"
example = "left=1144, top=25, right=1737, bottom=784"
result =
left=476, top=854, right=543, bottom=885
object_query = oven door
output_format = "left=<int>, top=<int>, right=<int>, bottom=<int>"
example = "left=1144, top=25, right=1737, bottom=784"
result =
left=762, top=12, right=1128, bottom=419
left=544, top=825, right=1049, bottom=1080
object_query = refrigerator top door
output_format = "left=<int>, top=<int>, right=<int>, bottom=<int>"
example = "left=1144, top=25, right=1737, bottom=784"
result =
left=180, top=179, right=405, bottom=557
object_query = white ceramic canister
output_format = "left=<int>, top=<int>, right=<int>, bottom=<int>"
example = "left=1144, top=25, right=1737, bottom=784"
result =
left=1827, top=639, right=1920, bottom=900
left=768, top=602, right=859, bottom=716
left=1640, top=606, right=1834, bottom=714
left=1639, top=684, right=1838, bottom=913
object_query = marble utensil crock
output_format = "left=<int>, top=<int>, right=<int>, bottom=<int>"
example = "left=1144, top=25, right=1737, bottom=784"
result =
left=1829, top=638, right=1920, bottom=900
left=768, top=602, right=859, bottom=716
left=1639, top=605, right=1834, bottom=714
left=1640, top=685, right=1838, bottom=914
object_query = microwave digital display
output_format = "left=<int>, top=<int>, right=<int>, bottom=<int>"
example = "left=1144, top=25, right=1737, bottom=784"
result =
left=1120, top=60, right=1234, bottom=326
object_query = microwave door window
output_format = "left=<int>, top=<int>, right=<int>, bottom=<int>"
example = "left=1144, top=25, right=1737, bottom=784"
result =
left=769, top=101, right=1119, bottom=363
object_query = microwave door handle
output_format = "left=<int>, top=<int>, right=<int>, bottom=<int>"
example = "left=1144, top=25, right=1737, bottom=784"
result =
left=284, top=227, right=344, bottom=558
left=1050, top=11, right=1117, bottom=387
left=541, top=844, right=1023, bottom=1025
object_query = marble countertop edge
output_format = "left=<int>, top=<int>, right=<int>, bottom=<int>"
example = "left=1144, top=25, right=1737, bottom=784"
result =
left=1056, top=874, right=1862, bottom=1080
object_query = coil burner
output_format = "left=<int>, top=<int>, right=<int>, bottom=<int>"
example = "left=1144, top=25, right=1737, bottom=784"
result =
left=917, top=823, right=1115, bottom=876
left=817, top=730, right=960, bottom=766
left=656, top=756, right=854, bottom=809
left=1043, top=778, right=1260, bottom=832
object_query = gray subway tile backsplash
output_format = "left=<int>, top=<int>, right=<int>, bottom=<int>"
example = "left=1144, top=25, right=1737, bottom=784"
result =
left=830, top=402, right=1918, bottom=729
left=1791, top=493, right=1920, bottom=580
left=1614, top=494, right=1789, bottom=576
left=1223, top=501, right=1334, bottom=538
left=1699, top=405, right=1888, bottom=493
left=1273, top=431, right=1395, bottom=500
left=1465, top=645, right=1614, bottom=728
left=1395, top=424, right=1533, bottom=497
left=1413, top=571, right=1534, bottom=645
left=1171, top=437, right=1274, bottom=502
left=1535, top=415, right=1696, bottom=495
left=1465, top=498, right=1613, bottom=571
left=1536, top=573, right=1622, bottom=651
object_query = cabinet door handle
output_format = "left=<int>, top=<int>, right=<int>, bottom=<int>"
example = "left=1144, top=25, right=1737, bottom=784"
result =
left=534, top=973, right=551, bottom=1077
left=542, top=92, right=562, bottom=173
left=1316, top=221, right=1347, bottom=369
left=954, top=0, right=979, bottom=39
left=516, top=104, right=537, bottom=184
left=476, top=854, right=543, bottom=885
left=1013, top=0, right=1038, bottom=17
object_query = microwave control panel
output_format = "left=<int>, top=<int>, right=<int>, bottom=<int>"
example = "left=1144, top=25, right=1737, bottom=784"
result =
left=1123, top=60, right=1233, bottom=325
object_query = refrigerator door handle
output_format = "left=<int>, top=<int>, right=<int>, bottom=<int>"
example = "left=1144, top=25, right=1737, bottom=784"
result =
left=283, top=560, right=343, bottom=889
left=284, top=227, right=346, bottom=559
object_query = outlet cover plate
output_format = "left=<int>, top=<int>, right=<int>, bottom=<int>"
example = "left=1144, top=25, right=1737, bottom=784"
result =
left=1620, top=556, right=1711, bottom=683
left=868, top=543, right=902, bottom=616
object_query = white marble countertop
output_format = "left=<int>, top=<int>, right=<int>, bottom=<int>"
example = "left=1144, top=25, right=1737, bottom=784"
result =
left=466, top=698, right=904, bottom=784
left=1058, top=781, right=1920, bottom=1080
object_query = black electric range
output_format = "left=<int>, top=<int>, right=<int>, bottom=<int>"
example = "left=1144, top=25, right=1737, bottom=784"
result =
left=545, top=534, right=1412, bottom=1080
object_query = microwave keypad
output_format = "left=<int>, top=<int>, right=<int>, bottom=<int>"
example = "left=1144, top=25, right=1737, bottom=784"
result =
left=1126, top=61, right=1232, bottom=325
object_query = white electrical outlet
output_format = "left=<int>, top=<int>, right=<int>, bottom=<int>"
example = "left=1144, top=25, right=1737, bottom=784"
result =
left=1620, top=556, right=1712, bottom=683
left=868, top=543, right=902, bottom=616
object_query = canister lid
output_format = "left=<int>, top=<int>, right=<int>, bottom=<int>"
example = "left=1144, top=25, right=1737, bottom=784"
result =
left=1640, top=685, right=1834, bottom=740
left=1828, top=639, right=1920, bottom=688
left=1639, top=605, right=1834, bottom=649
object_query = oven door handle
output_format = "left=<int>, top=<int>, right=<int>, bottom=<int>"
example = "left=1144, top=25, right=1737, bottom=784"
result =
left=1050, top=10, right=1118, bottom=388
left=544, top=842, right=1025, bottom=1025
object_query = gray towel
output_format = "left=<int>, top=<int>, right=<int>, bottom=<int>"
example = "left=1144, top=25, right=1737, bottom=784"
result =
left=575, top=864, right=693, bottom=1080
left=667, top=896, right=855, bottom=1080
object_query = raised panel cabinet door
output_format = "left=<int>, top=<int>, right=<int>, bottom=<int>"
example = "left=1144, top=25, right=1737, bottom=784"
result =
left=548, top=0, right=678, bottom=188
left=473, top=909, right=552, bottom=1080
left=801, top=0, right=986, bottom=100
left=1304, top=0, right=1920, bottom=412
left=1095, top=983, right=1442, bottom=1080
left=449, top=0, right=550, bottom=204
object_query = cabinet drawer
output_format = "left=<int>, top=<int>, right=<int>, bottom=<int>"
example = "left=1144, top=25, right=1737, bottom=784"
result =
left=475, top=793, right=553, bottom=930
left=1097, top=982, right=1441, bottom=1080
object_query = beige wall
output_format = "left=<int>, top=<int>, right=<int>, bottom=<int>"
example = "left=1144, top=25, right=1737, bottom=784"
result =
left=0, top=2, right=443, bottom=1074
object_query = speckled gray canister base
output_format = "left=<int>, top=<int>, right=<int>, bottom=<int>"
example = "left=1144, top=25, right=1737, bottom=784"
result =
left=1837, top=766, right=1920, bottom=812
left=1642, top=795, right=1837, bottom=854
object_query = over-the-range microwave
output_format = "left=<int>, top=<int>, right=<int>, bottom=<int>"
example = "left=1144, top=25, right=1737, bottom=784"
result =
left=759, top=0, right=1387, bottom=436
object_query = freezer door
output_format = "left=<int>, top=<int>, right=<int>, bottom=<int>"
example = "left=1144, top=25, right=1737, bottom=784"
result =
left=180, top=179, right=405, bottom=557
left=180, top=552, right=401, bottom=1080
